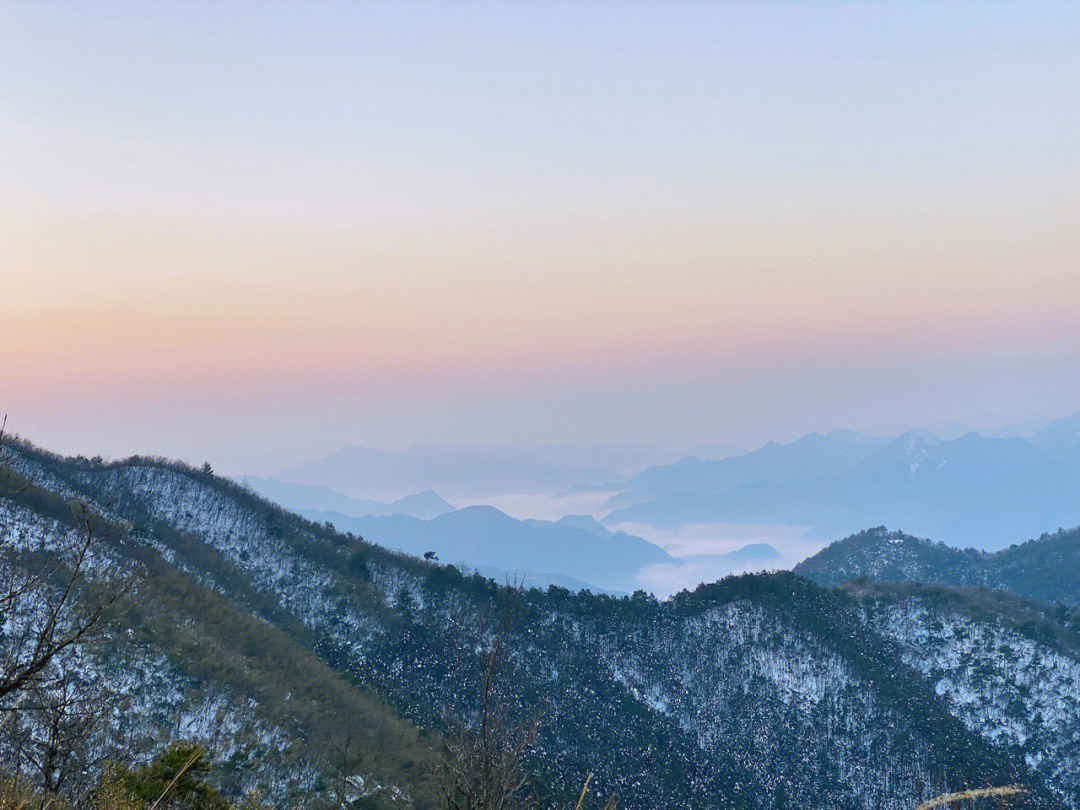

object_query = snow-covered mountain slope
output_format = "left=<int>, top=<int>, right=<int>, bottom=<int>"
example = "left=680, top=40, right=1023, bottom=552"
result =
left=846, top=582, right=1080, bottom=807
left=795, top=526, right=1080, bottom=606
left=1, top=438, right=1073, bottom=809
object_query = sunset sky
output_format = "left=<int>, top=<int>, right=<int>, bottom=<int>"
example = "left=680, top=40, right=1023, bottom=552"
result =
left=3, top=2, right=1079, bottom=473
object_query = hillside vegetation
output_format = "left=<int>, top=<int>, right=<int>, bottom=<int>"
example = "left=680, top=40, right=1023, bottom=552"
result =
left=795, top=526, right=1080, bottom=607
left=3, top=437, right=1079, bottom=808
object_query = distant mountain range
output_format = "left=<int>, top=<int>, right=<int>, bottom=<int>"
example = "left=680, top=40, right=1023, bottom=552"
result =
left=1031, top=412, right=1080, bottom=468
left=256, top=413, right=1080, bottom=554
left=794, top=525, right=1080, bottom=607
left=240, top=476, right=455, bottom=519
left=274, top=443, right=681, bottom=500
left=683, top=442, right=746, bottom=461
left=295, top=505, right=676, bottom=593
left=249, top=478, right=778, bottom=594
left=603, top=414, right=1080, bottom=550
left=469, top=565, right=622, bottom=596
left=605, top=429, right=889, bottom=509
left=710, top=541, right=782, bottom=566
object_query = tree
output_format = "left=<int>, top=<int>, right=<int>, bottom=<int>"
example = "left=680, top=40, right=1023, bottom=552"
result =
left=326, top=728, right=378, bottom=810
left=114, top=741, right=232, bottom=810
left=8, top=661, right=111, bottom=800
left=434, top=590, right=539, bottom=810
left=0, top=496, right=130, bottom=703
left=0, top=509, right=129, bottom=706
left=0, top=417, right=132, bottom=800
left=433, top=584, right=617, bottom=810
left=434, top=649, right=539, bottom=810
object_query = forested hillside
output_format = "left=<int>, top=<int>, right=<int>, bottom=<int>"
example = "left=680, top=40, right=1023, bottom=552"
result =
left=3, top=438, right=1078, bottom=808
left=0, top=441, right=441, bottom=807
left=843, top=581, right=1080, bottom=804
left=795, top=526, right=1080, bottom=606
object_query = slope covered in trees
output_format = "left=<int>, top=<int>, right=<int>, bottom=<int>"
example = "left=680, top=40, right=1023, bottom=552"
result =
left=795, top=526, right=1080, bottom=607
left=3, top=437, right=1079, bottom=808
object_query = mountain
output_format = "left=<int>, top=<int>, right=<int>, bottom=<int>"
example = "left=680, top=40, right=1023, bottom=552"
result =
left=3, top=437, right=1078, bottom=808
left=607, top=432, right=1080, bottom=549
left=719, top=542, right=782, bottom=565
left=382, top=489, right=456, bottom=519
left=679, top=543, right=783, bottom=575
left=277, top=443, right=676, bottom=500
left=841, top=579, right=1080, bottom=804
left=540, top=513, right=614, bottom=538
left=906, top=427, right=944, bottom=445
left=240, top=476, right=454, bottom=519
left=294, top=505, right=674, bottom=593
left=239, top=475, right=389, bottom=515
left=1030, top=411, right=1080, bottom=468
left=0, top=447, right=441, bottom=807
left=605, top=431, right=889, bottom=509
left=794, top=526, right=1080, bottom=606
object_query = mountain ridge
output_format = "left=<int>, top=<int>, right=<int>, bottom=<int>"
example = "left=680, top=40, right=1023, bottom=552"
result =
left=241, top=475, right=456, bottom=519
left=295, top=504, right=676, bottom=594
left=3, top=436, right=1078, bottom=808
left=794, top=525, right=1080, bottom=606
left=605, top=431, right=1080, bottom=549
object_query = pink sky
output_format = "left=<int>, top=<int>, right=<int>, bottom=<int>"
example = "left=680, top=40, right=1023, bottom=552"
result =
left=3, top=3, right=1080, bottom=472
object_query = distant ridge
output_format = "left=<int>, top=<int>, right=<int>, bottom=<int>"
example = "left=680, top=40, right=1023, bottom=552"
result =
left=469, top=565, right=621, bottom=596
left=295, top=504, right=676, bottom=593
left=241, top=476, right=454, bottom=519
left=1031, top=411, right=1080, bottom=467
left=680, top=542, right=783, bottom=572
left=606, top=430, right=1080, bottom=549
left=720, top=542, right=782, bottom=565
left=794, top=525, right=1080, bottom=606
left=684, top=442, right=745, bottom=461
left=277, top=443, right=673, bottom=499
left=384, top=488, right=456, bottom=519
left=604, top=430, right=889, bottom=510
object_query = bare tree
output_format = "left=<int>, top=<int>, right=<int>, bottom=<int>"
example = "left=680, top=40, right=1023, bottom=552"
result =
left=0, top=417, right=132, bottom=801
left=11, top=661, right=111, bottom=803
left=434, top=582, right=618, bottom=810
left=434, top=588, right=541, bottom=810
left=327, top=728, right=369, bottom=809
left=0, top=499, right=130, bottom=703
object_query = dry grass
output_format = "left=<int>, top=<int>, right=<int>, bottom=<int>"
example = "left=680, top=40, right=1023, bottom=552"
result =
left=915, top=785, right=1027, bottom=809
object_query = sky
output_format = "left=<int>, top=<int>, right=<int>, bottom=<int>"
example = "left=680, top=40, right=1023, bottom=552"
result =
left=2, top=2, right=1080, bottom=474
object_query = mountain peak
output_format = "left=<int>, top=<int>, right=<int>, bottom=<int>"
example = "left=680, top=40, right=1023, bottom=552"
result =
left=387, top=489, right=455, bottom=519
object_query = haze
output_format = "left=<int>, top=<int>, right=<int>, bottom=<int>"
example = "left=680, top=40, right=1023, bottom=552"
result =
left=3, top=2, right=1079, bottom=474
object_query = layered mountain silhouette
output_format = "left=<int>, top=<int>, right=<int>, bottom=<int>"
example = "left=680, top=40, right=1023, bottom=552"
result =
left=242, top=475, right=455, bottom=519
left=604, top=430, right=889, bottom=509
left=276, top=443, right=677, bottom=499
left=1031, top=411, right=1080, bottom=468
left=296, top=505, right=675, bottom=593
left=604, top=419, right=1080, bottom=550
